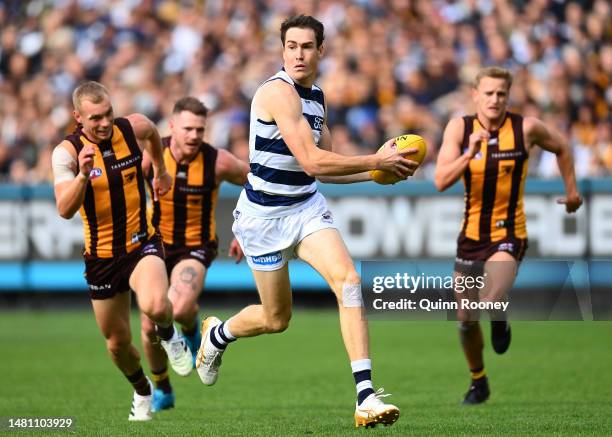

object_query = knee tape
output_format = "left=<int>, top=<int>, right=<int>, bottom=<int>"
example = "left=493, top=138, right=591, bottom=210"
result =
left=342, top=283, right=363, bottom=308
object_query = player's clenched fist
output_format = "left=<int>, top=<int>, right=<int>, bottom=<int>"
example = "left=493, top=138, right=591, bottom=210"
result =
left=153, top=168, right=172, bottom=201
left=78, top=145, right=95, bottom=178
left=466, top=130, right=490, bottom=159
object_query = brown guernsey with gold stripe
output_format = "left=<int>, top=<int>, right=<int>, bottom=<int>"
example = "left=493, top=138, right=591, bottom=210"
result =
left=460, top=112, right=529, bottom=243
left=65, top=118, right=154, bottom=258
left=151, top=137, right=219, bottom=246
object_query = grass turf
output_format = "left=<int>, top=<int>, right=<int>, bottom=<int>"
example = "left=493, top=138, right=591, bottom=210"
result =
left=1, top=309, right=611, bottom=436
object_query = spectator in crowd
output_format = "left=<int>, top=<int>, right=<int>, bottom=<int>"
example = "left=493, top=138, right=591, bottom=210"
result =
left=0, top=0, right=610, bottom=184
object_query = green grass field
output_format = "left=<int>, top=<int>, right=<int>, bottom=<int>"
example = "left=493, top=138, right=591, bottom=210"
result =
left=1, top=309, right=611, bottom=436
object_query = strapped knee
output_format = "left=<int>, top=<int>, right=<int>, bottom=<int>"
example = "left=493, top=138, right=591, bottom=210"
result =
left=342, top=283, right=363, bottom=308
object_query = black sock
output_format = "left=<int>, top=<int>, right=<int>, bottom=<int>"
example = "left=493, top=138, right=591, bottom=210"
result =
left=156, top=323, right=175, bottom=341
left=125, top=367, right=151, bottom=396
left=151, top=367, right=172, bottom=394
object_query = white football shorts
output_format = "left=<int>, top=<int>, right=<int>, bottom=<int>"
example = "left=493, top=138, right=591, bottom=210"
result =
left=232, top=192, right=337, bottom=271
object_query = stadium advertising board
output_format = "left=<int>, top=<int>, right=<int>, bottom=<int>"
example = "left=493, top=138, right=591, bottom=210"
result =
left=1, top=180, right=611, bottom=261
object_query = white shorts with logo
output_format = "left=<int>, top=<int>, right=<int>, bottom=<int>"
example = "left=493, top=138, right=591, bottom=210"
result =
left=232, top=192, right=336, bottom=271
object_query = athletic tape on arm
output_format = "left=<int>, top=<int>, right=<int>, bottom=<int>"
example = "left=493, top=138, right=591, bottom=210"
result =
left=342, top=283, right=363, bottom=308
left=52, top=146, right=77, bottom=184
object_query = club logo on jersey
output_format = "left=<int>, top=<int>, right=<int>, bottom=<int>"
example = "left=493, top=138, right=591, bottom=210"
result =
left=89, top=168, right=103, bottom=179
left=251, top=251, right=282, bottom=265
left=321, top=210, right=333, bottom=224
left=131, top=231, right=148, bottom=244
left=233, top=210, right=241, bottom=220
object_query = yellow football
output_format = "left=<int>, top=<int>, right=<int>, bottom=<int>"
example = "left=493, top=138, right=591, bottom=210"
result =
left=369, top=134, right=427, bottom=185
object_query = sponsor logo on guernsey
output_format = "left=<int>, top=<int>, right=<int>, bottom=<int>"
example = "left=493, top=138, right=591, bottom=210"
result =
left=102, top=149, right=114, bottom=158
left=142, top=243, right=158, bottom=255
left=131, top=231, right=148, bottom=244
left=491, top=150, right=523, bottom=159
left=498, top=242, right=514, bottom=252
left=251, top=251, right=282, bottom=265
left=89, top=283, right=112, bottom=291
left=190, top=249, right=206, bottom=260
left=89, top=168, right=103, bottom=179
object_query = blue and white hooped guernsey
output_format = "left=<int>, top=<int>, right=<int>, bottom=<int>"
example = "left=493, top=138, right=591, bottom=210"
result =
left=237, top=69, right=326, bottom=218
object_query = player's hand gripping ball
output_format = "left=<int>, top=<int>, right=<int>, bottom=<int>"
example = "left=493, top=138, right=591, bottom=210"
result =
left=370, top=134, right=427, bottom=185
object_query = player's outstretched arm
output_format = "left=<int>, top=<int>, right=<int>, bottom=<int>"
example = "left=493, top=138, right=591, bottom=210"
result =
left=53, top=141, right=92, bottom=219
left=215, top=149, right=249, bottom=186
left=127, top=113, right=171, bottom=201
left=434, top=117, right=488, bottom=192
left=257, top=80, right=413, bottom=179
left=524, top=117, right=582, bottom=213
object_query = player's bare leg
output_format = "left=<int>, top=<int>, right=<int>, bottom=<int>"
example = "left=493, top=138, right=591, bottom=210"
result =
left=169, top=259, right=206, bottom=361
left=454, top=275, right=489, bottom=404
left=483, top=252, right=517, bottom=354
left=296, top=228, right=399, bottom=428
left=131, top=255, right=192, bottom=376
left=92, top=293, right=153, bottom=420
left=196, top=265, right=292, bottom=385
left=141, top=314, right=174, bottom=411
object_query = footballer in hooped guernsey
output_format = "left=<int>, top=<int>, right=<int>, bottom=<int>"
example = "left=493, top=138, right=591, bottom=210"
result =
left=194, top=14, right=422, bottom=428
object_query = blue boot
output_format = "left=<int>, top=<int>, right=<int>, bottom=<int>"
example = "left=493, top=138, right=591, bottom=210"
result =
left=182, top=319, right=202, bottom=368
left=152, top=389, right=175, bottom=412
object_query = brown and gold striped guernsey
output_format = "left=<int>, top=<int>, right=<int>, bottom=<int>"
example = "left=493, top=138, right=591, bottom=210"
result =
left=151, top=137, right=219, bottom=246
left=460, top=112, right=529, bottom=243
left=65, top=118, right=154, bottom=258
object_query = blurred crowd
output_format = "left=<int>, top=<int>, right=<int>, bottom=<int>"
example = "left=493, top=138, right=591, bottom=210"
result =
left=0, top=0, right=610, bottom=185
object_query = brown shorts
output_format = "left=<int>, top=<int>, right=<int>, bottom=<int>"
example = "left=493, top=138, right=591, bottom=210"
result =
left=84, top=234, right=165, bottom=300
left=454, top=234, right=528, bottom=277
left=164, top=239, right=218, bottom=275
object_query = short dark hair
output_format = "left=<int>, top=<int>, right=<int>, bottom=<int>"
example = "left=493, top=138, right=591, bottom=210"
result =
left=172, top=96, right=208, bottom=117
left=280, top=15, right=325, bottom=48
